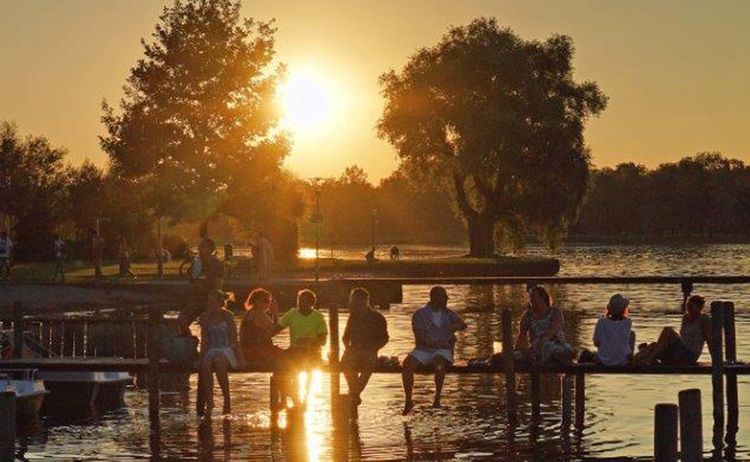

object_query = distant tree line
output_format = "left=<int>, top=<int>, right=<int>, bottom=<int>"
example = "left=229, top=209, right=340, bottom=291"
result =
left=572, top=152, right=750, bottom=240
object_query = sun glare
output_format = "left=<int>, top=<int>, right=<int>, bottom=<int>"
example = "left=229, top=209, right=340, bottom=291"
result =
left=278, top=67, right=335, bottom=134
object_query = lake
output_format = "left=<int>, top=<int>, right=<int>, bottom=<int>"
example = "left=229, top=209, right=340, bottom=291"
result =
left=13, top=244, right=750, bottom=460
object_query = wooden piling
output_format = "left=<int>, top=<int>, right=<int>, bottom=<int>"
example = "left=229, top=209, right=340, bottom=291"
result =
left=575, top=373, right=585, bottom=429
left=678, top=388, right=703, bottom=462
left=530, top=366, right=541, bottom=421
left=329, top=301, right=341, bottom=405
left=0, top=390, right=16, bottom=461
left=680, top=278, right=693, bottom=313
left=709, top=301, right=724, bottom=448
left=561, top=374, right=573, bottom=428
left=148, top=308, right=163, bottom=422
left=654, top=403, right=678, bottom=462
left=12, top=302, right=23, bottom=359
left=723, top=301, right=738, bottom=444
left=501, top=308, right=517, bottom=424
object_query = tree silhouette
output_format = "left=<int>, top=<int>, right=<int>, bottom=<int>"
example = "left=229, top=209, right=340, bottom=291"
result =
left=100, top=0, right=288, bottom=226
left=378, top=18, right=607, bottom=256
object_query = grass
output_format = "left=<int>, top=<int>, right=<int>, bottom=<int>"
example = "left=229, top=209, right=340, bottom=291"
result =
left=3, top=253, right=559, bottom=284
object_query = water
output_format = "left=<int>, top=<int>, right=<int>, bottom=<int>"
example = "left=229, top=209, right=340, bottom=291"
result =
left=14, top=244, right=750, bottom=460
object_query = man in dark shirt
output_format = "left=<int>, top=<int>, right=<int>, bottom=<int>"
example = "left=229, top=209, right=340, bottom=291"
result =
left=341, top=287, right=389, bottom=407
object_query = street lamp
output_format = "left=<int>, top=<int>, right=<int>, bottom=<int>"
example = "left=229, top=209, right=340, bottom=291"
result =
left=308, top=178, right=324, bottom=281
left=371, top=207, right=379, bottom=250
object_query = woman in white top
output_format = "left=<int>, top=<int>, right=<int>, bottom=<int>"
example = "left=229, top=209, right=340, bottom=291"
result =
left=592, top=294, right=636, bottom=366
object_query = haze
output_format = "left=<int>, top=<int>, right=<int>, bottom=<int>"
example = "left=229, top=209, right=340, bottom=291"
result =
left=1, top=0, right=748, bottom=181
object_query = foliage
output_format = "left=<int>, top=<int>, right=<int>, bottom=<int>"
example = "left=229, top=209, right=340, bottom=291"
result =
left=378, top=17, right=607, bottom=256
left=0, top=122, right=69, bottom=260
left=100, top=0, right=289, bottom=225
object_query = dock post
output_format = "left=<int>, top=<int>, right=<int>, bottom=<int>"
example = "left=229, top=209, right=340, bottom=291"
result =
left=501, top=308, right=517, bottom=424
left=329, top=301, right=341, bottom=414
left=723, top=301, right=738, bottom=445
left=709, top=301, right=724, bottom=449
left=0, top=391, right=16, bottom=461
left=574, top=373, right=585, bottom=429
left=12, top=301, right=23, bottom=359
left=530, top=366, right=541, bottom=421
left=678, top=388, right=703, bottom=462
left=654, top=403, right=679, bottom=462
left=561, top=374, right=573, bottom=428
left=148, top=307, right=163, bottom=422
left=680, top=278, right=693, bottom=313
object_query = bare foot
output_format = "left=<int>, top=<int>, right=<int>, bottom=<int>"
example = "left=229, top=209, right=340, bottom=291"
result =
left=432, top=398, right=441, bottom=409
left=402, top=400, right=415, bottom=415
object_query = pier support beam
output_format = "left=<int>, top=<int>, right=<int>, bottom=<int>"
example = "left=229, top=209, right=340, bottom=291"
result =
left=13, top=302, right=23, bottom=359
left=709, top=301, right=724, bottom=449
left=501, top=309, right=517, bottom=425
left=147, top=307, right=163, bottom=423
left=561, top=374, right=573, bottom=428
left=0, top=391, right=16, bottom=461
left=678, top=388, right=703, bottom=462
left=654, top=403, right=679, bottom=462
left=574, top=373, right=585, bottom=429
left=723, top=301, right=738, bottom=445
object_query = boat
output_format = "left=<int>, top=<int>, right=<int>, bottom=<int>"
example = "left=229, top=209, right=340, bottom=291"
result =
left=0, top=368, right=48, bottom=420
left=1, top=330, right=132, bottom=412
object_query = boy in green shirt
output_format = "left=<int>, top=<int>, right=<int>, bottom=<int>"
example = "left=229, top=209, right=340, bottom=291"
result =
left=277, top=289, right=328, bottom=362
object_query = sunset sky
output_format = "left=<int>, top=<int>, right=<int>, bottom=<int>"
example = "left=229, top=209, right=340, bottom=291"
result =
left=1, top=0, right=748, bottom=181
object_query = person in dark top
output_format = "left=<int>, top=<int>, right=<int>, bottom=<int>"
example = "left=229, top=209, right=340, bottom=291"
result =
left=240, top=288, right=290, bottom=409
left=341, top=287, right=389, bottom=407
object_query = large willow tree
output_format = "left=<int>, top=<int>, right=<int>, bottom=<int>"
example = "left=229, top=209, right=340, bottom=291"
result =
left=100, top=0, right=289, bottom=228
left=378, top=18, right=607, bottom=256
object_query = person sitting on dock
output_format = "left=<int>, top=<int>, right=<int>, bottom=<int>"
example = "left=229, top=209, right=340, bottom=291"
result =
left=579, top=294, right=635, bottom=365
left=240, top=288, right=291, bottom=408
left=341, top=287, right=389, bottom=407
left=515, top=286, right=575, bottom=364
left=278, top=289, right=328, bottom=364
left=634, top=294, right=711, bottom=365
left=197, top=290, right=244, bottom=416
left=365, top=247, right=378, bottom=264
left=401, top=285, right=467, bottom=414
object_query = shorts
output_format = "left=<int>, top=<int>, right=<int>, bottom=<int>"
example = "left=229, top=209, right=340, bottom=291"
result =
left=203, top=347, right=237, bottom=369
left=341, top=349, right=378, bottom=370
left=287, top=346, right=322, bottom=369
left=662, top=337, right=699, bottom=365
left=408, top=348, right=453, bottom=366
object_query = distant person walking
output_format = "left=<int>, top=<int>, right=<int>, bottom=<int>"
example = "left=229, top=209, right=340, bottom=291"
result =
left=389, top=246, right=400, bottom=261
left=342, top=287, right=389, bottom=407
left=0, top=231, right=13, bottom=281
left=91, top=230, right=104, bottom=279
left=401, top=286, right=466, bottom=414
left=256, top=232, right=274, bottom=280
left=118, top=236, right=136, bottom=278
left=53, top=234, right=66, bottom=282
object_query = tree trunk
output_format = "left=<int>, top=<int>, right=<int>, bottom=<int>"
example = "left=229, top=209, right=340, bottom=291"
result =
left=467, top=214, right=496, bottom=257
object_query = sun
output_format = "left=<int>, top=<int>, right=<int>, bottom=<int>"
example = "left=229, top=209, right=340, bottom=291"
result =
left=278, top=67, right=334, bottom=134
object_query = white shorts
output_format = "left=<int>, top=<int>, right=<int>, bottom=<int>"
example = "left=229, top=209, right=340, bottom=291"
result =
left=408, top=348, right=453, bottom=366
left=203, top=347, right=237, bottom=369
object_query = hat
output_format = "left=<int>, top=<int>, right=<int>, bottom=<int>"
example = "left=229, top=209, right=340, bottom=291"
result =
left=607, top=294, right=630, bottom=315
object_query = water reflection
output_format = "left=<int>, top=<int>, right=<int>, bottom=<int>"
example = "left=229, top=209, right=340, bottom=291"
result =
left=14, top=244, right=750, bottom=459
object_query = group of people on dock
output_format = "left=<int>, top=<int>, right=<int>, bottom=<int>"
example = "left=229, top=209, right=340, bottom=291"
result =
left=187, top=283, right=714, bottom=417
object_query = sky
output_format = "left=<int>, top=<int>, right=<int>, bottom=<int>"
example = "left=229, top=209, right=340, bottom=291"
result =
left=1, top=0, right=748, bottom=181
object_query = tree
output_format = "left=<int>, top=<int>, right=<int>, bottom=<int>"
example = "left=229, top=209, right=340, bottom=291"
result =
left=0, top=122, right=68, bottom=260
left=100, top=0, right=288, bottom=226
left=378, top=18, right=607, bottom=256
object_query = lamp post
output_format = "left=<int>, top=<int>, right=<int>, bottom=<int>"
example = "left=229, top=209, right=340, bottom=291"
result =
left=308, top=178, right=324, bottom=281
left=371, top=207, right=379, bottom=251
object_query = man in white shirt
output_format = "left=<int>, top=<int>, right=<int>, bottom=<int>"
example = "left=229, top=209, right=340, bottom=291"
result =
left=0, top=231, right=13, bottom=281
